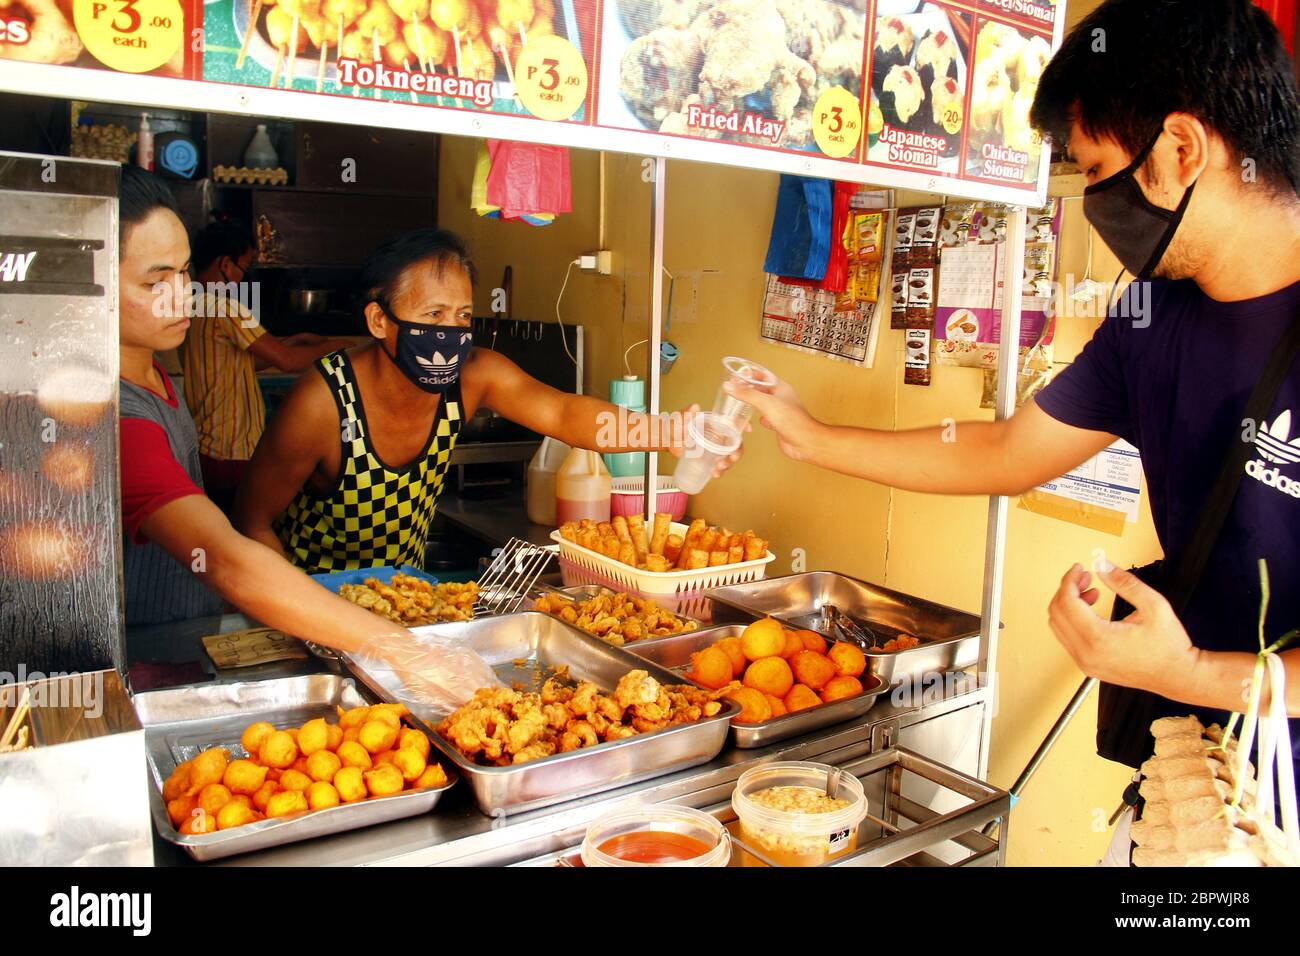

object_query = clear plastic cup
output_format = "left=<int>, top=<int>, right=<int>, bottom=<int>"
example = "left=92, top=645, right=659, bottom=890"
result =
left=671, top=412, right=742, bottom=495
left=731, top=761, right=868, bottom=867
left=712, top=356, right=777, bottom=430
left=581, top=804, right=731, bottom=867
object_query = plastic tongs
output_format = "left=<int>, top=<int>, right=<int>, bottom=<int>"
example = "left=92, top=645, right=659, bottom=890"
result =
left=819, top=604, right=875, bottom=651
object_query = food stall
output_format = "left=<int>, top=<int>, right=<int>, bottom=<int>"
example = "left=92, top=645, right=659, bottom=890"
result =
left=0, top=0, right=1069, bottom=867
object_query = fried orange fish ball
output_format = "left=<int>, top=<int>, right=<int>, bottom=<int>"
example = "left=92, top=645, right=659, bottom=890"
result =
left=385, top=0, right=425, bottom=22
left=383, top=37, right=416, bottom=67
left=307, top=781, right=341, bottom=810
left=790, top=650, right=836, bottom=692
left=240, top=721, right=275, bottom=758
left=363, top=763, right=404, bottom=797
left=726, top=686, right=772, bottom=723
left=216, top=800, right=261, bottom=830
left=764, top=694, right=788, bottom=718
left=412, top=764, right=448, bottom=789
left=373, top=750, right=399, bottom=768
left=325, top=723, right=344, bottom=751
left=163, top=759, right=193, bottom=801
left=186, top=748, right=230, bottom=795
left=821, top=675, right=864, bottom=704
left=685, top=646, right=732, bottom=690
left=403, top=19, right=448, bottom=65
left=740, top=618, right=786, bottom=661
left=334, top=766, right=367, bottom=802
left=828, top=642, right=867, bottom=678
left=713, top=637, right=746, bottom=678
left=784, top=684, right=821, bottom=713
left=266, top=789, right=310, bottom=818
left=279, top=769, right=313, bottom=792
left=368, top=702, right=407, bottom=725
left=391, top=747, right=427, bottom=783
left=743, top=656, right=794, bottom=698
left=306, top=750, right=342, bottom=783
left=798, top=630, right=828, bottom=655
left=359, top=719, right=399, bottom=754
left=259, top=730, right=298, bottom=769
left=336, top=740, right=373, bottom=770
left=398, top=727, right=430, bottom=759
left=223, top=759, right=269, bottom=795
left=490, top=0, right=534, bottom=30
left=266, top=5, right=309, bottom=50
left=298, top=717, right=330, bottom=756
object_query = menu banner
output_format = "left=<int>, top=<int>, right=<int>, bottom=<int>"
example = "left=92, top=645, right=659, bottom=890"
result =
left=0, top=0, right=1064, bottom=203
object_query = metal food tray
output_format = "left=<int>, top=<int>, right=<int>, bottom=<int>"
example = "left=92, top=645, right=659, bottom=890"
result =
left=627, top=625, right=888, bottom=748
left=342, top=612, right=739, bottom=817
left=135, top=674, right=456, bottom=862
left=707, top=572, right=983, bottom=685
left=521, top=747, right=1009, bottom=868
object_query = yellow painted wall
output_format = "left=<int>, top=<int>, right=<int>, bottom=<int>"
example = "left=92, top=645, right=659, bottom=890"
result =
left=434, top=0, right=1159, bottom=868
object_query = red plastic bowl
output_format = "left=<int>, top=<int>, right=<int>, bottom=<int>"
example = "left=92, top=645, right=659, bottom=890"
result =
left=610, top=476, right=688, bottom=521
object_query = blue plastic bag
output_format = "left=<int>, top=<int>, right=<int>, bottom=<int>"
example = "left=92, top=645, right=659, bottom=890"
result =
left=763, top=175, right=833, bottom=281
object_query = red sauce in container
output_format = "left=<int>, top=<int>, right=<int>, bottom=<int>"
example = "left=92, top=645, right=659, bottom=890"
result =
left=596, top=830, right=714, bottom=864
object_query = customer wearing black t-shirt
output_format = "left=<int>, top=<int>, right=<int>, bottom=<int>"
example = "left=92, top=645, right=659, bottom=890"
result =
left=729, top=0, right=1300, bottom=839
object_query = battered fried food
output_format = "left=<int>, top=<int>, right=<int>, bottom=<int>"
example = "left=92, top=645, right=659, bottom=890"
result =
left=338, top=575, right=478, bottom=625
left=558, top=516, right=766, bottom=572
left=437, top=670, right=722, bottom=766
left=533, top=589, right=697, bottom=645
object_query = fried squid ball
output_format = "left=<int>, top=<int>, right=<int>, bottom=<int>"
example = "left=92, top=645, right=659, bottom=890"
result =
left=252, top=781, right=279, bottom=812
left=278, top=769, right=313, bottom=792
left=334, top=766, right=367, bottom=803
left=216, top=800, right=260, bottom=830
left=167, top=794, right=197, bottom=828
left=338, top=705, right=370, bottom=729
left=325, top=723, right=344, bottom=751
left=363, top=763, right=404, bottom=797
left=307, top=781, right=341, bottom=810
left=391, top=747, right=426, bottom=782
left=266, top=790, right=310, bottom=818
left=240, top=721, right=275, bottom=757
left=359, top=719, right=399, bottom=754
left=398, top=727, right=431, bottom=759
left=336, top=740, right=373, bottom=770
left=223, top=759, right=269, bottom=795
left=259, top=730, right=298, bottom=769
left=179, top=810, right=216, bottom=835
left=297, top=717, right=330, bottom=756
left=186, top=749, right=230, bottom=795
left=412, top=764, right=448, bottom=789
left=162, top=759, right=193, bottom=802
left=306, top=750, right=342, bottom=783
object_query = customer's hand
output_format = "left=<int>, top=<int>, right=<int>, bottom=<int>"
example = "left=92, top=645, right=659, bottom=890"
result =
left=725, top=377, right=823, bottom=463
left=1048, top=561, right=1198, bottom=695
left=668, top=404, right=749, bottom=478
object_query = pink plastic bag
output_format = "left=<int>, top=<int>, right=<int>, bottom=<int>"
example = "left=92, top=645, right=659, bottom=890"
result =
left=485, top=140, right=572, bottom=218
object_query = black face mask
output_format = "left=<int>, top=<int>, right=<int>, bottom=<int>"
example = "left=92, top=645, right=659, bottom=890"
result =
left=374, top=299, right=473, bottom=394
left=1083, top=130, right=1197, bottom=280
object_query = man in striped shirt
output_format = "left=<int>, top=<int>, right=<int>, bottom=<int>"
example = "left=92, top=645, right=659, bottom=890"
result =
left=181, top=220, right=347, bottom=513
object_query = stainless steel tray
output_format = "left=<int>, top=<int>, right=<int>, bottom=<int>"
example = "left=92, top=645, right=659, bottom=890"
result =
left=627, top=625, right=889, bottom=748
left=134, top=674, right=456, bottom=862
left=707, top=572, right=982, bottom=685
left=343, top=612, right=739, bottom=817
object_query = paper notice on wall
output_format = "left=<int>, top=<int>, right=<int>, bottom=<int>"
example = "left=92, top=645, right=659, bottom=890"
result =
left=1019, top=440, right=1143, bottom=536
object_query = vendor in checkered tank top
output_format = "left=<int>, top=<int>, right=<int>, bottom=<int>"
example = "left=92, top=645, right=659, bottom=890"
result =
left=115, top=167, right=497, bottom=697
left=233, top=228, right=737, bottom=575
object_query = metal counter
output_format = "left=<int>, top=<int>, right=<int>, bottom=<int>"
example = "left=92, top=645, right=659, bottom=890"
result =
left=152, top=669, right=989, bottom=867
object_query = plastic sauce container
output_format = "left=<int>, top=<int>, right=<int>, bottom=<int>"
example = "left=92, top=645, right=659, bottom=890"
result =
left=527, top=437, right=571, bottom=526
left=671, top=413, right=741, bottom=495
left=555, top=448, right=611, bottom=524
left=732, top=762, right=867, bottom=867
left=581, top=804, right=731, bottom=867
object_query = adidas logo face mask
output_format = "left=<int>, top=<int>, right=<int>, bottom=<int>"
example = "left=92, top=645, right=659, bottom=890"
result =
left=375, top=298, right=473, bottom=394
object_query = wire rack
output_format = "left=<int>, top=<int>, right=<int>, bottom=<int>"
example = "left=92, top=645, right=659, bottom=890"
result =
left=474, top=538, right=557, bottom=617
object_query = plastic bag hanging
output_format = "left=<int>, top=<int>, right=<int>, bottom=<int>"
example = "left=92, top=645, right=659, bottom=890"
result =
left=763, top=175, right=832, bottom=281
left=485, top=139, right=572, bottom=220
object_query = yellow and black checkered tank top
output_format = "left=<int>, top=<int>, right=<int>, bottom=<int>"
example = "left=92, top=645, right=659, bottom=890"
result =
left=274, top=350, right=462, bottom=574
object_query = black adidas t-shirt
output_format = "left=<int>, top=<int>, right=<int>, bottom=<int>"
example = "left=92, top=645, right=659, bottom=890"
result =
left=1036, top=278, right=1300, bottom=769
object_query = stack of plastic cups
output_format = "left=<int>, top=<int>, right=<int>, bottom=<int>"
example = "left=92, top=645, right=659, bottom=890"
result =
left=713, top=356, right=777, bottom=431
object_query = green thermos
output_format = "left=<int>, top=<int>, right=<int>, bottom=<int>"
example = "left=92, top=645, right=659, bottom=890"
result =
left=603, top=376, right=646, bottom=478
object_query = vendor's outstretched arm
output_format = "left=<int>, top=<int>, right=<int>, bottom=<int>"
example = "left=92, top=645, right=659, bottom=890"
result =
left=730, top=379, right=1115, bottom=496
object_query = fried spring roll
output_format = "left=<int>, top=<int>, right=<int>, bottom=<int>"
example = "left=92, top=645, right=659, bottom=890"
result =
left=644, top=554, right=670, bottom=573
left=578, top=528, right=600, bottom=552
left=601, top=535, right=621, bottom=558
left=612, top=515, right=632, bottom=544
left=649, top=512, right=671, bottom=556
left=683, top=548, right=709, bottom=570
left=698, top=528, right=719, bottom=554
left=708, top=550, right=729, bottom=566
left=617, top=542, right=637, bottom=566
left=728, top=544, right=744, bottom=564
left=627, top=514, right=649, bottom=563
left=663, top=533, right=684, bottom=566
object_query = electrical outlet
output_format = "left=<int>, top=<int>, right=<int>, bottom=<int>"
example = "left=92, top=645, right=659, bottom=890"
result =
left=578, top=254, right=598, bottom=271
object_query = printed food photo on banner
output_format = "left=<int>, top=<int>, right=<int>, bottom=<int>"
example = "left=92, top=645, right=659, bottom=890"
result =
left=602, top=0, right=867, bottom=156
left=866, top=1, right=971, bottom=175
left=202, top=0, right=597, bottom=117
left=964, top=16, right=1050, bottom=187
left=0, top=0, right=198, bottom=76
